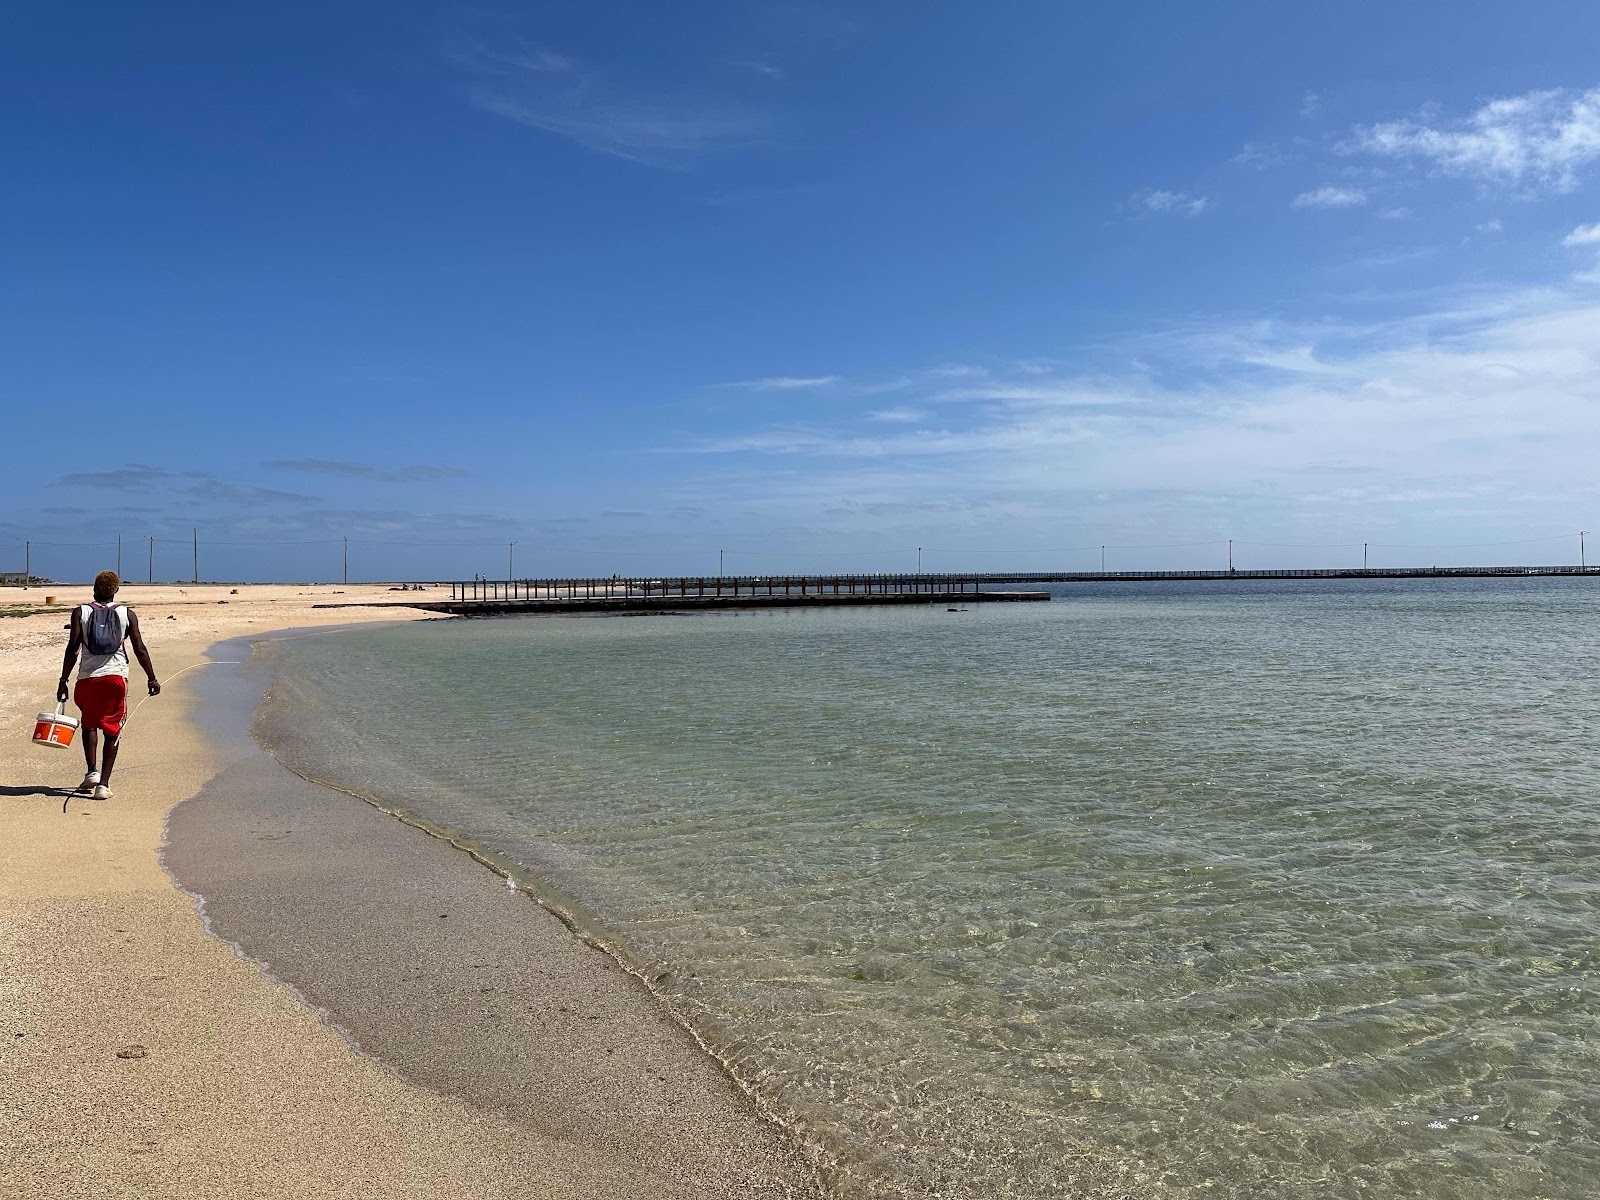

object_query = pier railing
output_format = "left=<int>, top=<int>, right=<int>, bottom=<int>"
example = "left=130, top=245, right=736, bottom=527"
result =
left=447, top=574, right=986, bottom=603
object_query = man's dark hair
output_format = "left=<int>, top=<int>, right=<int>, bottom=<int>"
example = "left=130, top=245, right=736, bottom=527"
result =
left=94, top=570, right=120, bottom=599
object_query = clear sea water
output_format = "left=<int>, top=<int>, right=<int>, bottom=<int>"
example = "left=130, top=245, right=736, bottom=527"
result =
left=257, top=579, right=1600, bottom=1199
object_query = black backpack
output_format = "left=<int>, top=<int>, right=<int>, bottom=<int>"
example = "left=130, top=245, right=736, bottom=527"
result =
left=84, top=603, right=124, bottom=656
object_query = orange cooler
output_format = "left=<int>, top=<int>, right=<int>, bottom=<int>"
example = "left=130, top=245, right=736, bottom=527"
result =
left=32, top=704, right=79, bottom=749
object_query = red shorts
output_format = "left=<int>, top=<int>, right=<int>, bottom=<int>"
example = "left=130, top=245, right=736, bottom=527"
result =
left=75, top=675, right=129, bottom=737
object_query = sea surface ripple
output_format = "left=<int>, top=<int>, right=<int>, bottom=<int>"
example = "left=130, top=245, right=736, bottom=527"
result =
left=259, top=579, right=1600, bottom=1199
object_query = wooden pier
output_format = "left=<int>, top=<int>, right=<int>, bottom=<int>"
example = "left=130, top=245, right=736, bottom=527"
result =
left=317, top=574, right=1049, bottom=616
left=309, top=563, right=1598, bottom=617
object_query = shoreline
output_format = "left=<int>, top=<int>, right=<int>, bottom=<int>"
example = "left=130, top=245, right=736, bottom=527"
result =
left=0, top=584, right=822, bottom=1199
left=167, top=624, right=822, bottom=1195
left=244, top=632, right=631, bottom=966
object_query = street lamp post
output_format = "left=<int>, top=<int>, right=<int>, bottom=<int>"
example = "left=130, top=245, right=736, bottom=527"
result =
left=508, top=542, right=516, bottom=582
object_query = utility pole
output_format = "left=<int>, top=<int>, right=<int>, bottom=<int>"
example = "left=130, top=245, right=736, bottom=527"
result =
left=192, top=528, right=198, bottom=584
left=22, top=540, right=28, bottom=589
left=1363, top=542, right=1368, bottom=570
left=1101, top=545, right=1105, bottom=573
left=148, top=536, right=154, bottom=584
left=719, top=549, right=724, bottom=577
left=116, top=534, right=121, bottom=578
left=1228, top=539, right=1234, bottom=572
left=508, top=542, right=516, bottom=581
left=917, top=546, right=922, bottom=573
left=343, top=536, right=348, bottom=585
left=1582, top=530, right=1588, bottom=570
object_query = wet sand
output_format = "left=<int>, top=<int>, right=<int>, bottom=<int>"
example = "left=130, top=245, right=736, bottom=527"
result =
left=0, top=584, right=821, bottom=1199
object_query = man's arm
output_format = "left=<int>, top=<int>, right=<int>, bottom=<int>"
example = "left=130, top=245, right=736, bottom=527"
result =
left=127, top=609, right=160, bottom=696
left=57, top=608, right=82, bottom=703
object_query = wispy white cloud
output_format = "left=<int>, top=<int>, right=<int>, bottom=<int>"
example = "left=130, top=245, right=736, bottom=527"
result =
left=473, top=92, right=764, bottom=166
left=53, top=464, right=323, bottom=507
left=182, top=480, right=321, bottom=506
left=1562, top=223, right=1600, bottom=280
left=266, top=459, right=469, bottom=482
left=670, top=277, right=1600, bottom=543
left=1350, top=87, right=1600, bottom=193
left=1300, top=90, right=1323, bottom=119
left=55, top=464, right=172, bottom=491
left=927, top=383, right=1152, bottom=407
left=868, top=407, right=927, bottom=423
left=1345, top=245, right=1436, bottom=270
left=726, top=375, right=840, bottom=391
left=727, top=58, right=784, bottom=79
left=1293, top=185, right=1367, bottom=208
left=1131, top=189, right=1210, bottom=216
left=1233, top=141, right=1287, bottom=170
left=480, top=47, right=571, bottom=73
left=1475, top=218, right=1503, bottom=234
left=54, top=465, right=320, bottom=505
left=459, top=42, right=767, bottom=166
left=855, top=377, right=915, bottom=396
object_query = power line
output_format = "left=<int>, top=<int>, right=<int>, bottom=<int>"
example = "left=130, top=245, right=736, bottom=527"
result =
left=925, top=540, right=1225, bottom=554
left=194, top=538, right=343, bottom=547
left=720, top=548, right=908, bottom=557
left=1368, top=533, right=1577, bottom=549
left=1234, top=540, right=1362, bottom=548
left=349, top=538, right=692, bottom=554
left=4, top=540, right=120, bottom=548
left=4, top=530, right=1591, bottom=561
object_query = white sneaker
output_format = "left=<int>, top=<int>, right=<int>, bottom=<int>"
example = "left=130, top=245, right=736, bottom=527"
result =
left=80, top=771, right=100, bottom=791
left=91, top=784, right=113, bottom=801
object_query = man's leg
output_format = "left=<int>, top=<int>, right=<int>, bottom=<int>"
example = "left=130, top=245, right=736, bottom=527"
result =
left=100, top=735, right=120, bottom=786
left=82, top=728, right=99, bottom=775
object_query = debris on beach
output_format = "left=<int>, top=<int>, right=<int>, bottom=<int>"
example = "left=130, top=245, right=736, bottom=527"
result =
left=115, top=1044, right=148, bottom=1059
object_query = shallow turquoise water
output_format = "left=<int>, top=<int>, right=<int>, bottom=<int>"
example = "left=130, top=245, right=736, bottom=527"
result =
left=261, top=579, right=1600, bottom=1198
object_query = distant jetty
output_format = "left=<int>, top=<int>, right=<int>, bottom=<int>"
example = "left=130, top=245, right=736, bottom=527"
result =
left=309, top=564, right=1597, bottom=616
left=978, top=564, right=1600, bottom=584
left=316, top=574, right=1047, bottom=615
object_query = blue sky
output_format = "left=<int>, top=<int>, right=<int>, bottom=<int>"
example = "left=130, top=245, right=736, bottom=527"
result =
left=4, top=1, right=1600, bottom=581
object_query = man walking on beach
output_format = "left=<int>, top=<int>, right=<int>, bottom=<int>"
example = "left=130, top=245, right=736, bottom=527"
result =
left=57, top=570, right=159, bottom=800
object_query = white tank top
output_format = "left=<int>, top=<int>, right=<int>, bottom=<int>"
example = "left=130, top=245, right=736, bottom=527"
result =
left=78, top=603, right=130, bottom=680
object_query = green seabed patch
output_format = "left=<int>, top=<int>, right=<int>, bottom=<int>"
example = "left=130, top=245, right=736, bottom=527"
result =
left=0, top=606, right=60, bottom=619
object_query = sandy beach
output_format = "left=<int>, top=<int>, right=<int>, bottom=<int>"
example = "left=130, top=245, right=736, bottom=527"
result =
left=0, top=584, right=820, bottom=1199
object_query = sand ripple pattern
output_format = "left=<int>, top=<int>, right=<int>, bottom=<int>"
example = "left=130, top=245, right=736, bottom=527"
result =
left=262, top=579, right=1600, bottom=1199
